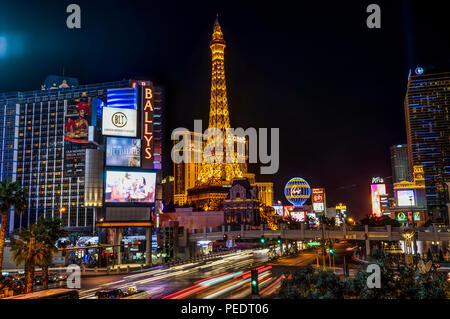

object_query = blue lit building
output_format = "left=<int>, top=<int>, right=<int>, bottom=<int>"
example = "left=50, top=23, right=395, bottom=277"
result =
left=404, top=68, right=450, bottom=223
left=0, top=76, right=163, bottom=234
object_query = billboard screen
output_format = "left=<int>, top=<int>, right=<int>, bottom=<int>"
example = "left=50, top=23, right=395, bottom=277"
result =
left=272, top=205, right=284, bottom=216
left=371, top=183, right=386, bottom=217
left=290, top=210, right=306, bottom=222
left=397, top=189, right=415, bottom=207
left=283, top=206, right=294, bottom=218
left=311, top=188, right=325, bottom=212
left=102, top=107, right=137, bottom=137
left=64, top=99, right=92, bottom=144
left=106, top=137, right=141, bottom=167
left=105, top=170, right=156, bottom=203
left=396, top=211, right=420, bottom=221
left=313, top=202, right=324, bottom=212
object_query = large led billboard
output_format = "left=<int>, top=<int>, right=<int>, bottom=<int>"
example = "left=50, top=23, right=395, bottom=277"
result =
left=371, top=183, right=386, bottom=217
left=397, top=189, right=415, bottom=207
left=105, top=170, right=156, bottom=203
left=102, top=107, right=137, bottom=137
left=106, top=137, right=141, bottom=167
left=64, top=99, right=92, bottom=144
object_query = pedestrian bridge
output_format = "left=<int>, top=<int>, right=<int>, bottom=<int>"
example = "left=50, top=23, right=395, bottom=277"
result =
left=180, top=224, right=450, bottom=246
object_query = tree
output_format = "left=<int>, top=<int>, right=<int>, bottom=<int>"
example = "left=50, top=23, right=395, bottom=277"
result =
left=0, top=180, right=28, bottom=275
left=9, top=224, right=46, bottom=293
left=68, top=232, right=80, bottom=246
left=359, top=214, right=400, bottom=227
left=279, top=254, right=450, bottom=299
left=35, top=217, right=64, bottom=289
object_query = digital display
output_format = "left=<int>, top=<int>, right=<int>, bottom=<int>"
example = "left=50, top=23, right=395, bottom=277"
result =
left=283, top=206, right=294, bottom=218
left=105, top=170, right=156, bottom=203
left=106, top=137, right=141, bottom=167
left=64, top=99, right=92, bottom=144
left=272, top=205, right=284, bottom=216
left=102, top=107, right=137, bottom=137
left=371, top=183, right=386, bottom=217
left=290, top=210, right=306, bottom=222
left=311, top=188, right=325, bottom=212
left=396, top=211, right=420, bottom=221
left=313, top=202, right=324, bottom=212
left=397, top=190, right=415, bottom=207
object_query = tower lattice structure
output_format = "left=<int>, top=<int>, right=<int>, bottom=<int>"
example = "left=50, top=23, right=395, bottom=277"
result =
left=196, top=16, right=244, bottom=186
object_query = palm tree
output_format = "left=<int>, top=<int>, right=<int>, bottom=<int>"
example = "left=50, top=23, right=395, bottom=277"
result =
left=35, top=217, right=64, bottom=289
left=9, top=224, right=45, bottom=293
left=0, top=180, right=28, bottom=274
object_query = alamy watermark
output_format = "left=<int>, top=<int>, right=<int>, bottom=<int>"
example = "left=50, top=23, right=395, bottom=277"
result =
left=171, top=120, right=279, bottom=174
left=366, top=263, right=381, bottom=289
left=66, top=264, right=81, bottom=289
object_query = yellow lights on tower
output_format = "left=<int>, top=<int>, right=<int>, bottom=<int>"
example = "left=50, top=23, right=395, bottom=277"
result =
left=196, top=16, right=244, bottom=187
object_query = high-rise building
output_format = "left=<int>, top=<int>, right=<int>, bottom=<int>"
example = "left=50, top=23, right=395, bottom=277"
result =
left=161, top=176, right=174, bottom=206
left=404, top=68, right=450, bottom=222
left=255, top=182, right=273, bottom=207
left=173, top=131, right=203, bottom=206
left=390, top=144, right=410, bottom=183
left=0, top=76, right=163, bottom=234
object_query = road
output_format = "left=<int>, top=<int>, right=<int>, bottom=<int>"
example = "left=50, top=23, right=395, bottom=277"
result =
left=78, top=242, right=359, bottom=299
left=79, top=250, right=268, bottom=299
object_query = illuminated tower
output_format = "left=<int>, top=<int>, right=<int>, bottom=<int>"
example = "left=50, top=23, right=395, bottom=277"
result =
left=197, top=16, right=244, bottom=186
left=187, top=16, right=246, bottom=211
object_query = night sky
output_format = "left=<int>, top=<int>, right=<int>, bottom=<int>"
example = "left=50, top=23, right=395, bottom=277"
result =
left=1, top=1, right=449, bottom=218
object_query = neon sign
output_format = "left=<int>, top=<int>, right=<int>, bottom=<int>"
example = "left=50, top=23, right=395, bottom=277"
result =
left=142, top=86, right=154, bottom=169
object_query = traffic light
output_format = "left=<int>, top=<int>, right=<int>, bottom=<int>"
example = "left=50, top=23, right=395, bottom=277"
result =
left=223, top=234, right=228, bottom=241
left=328, top=242, right=334, bottom=256
left=237, top=233, right=241, bottom=241
left=277, top=237, right=281, bottom=244
left=260, top=236, right=266, bottom=247
left=250, top=269, right=259, bottom=295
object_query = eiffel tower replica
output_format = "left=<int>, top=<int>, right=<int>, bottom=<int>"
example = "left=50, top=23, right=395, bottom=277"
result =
left=187, top=15, right=247, bottom=211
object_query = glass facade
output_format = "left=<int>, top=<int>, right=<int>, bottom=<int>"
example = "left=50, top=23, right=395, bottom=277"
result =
left=390, top=144, right=410, bottom=183
left=404, top=70, right=450, bottom=221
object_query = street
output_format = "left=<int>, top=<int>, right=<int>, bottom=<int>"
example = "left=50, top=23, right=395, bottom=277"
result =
left=78, top=242, right=360, bottom=299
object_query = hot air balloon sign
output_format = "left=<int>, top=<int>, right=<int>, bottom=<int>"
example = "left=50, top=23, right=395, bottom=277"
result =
left=284, top=177, right=311, bottom=208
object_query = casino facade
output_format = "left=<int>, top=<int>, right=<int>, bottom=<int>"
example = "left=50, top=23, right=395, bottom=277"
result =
left=0, top=75, right=163, bottom=235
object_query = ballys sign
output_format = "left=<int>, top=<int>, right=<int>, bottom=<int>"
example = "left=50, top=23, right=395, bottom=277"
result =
left=141, top=86, right=154, bottom=169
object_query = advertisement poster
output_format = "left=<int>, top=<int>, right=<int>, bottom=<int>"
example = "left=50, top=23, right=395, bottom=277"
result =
left=105, top=171, right=156, bottom=203
left=64, top=99, right=91, bottom=143
left=106, top=137, right=141, bottom=167
left=371, top=183, right=386, bottom=217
